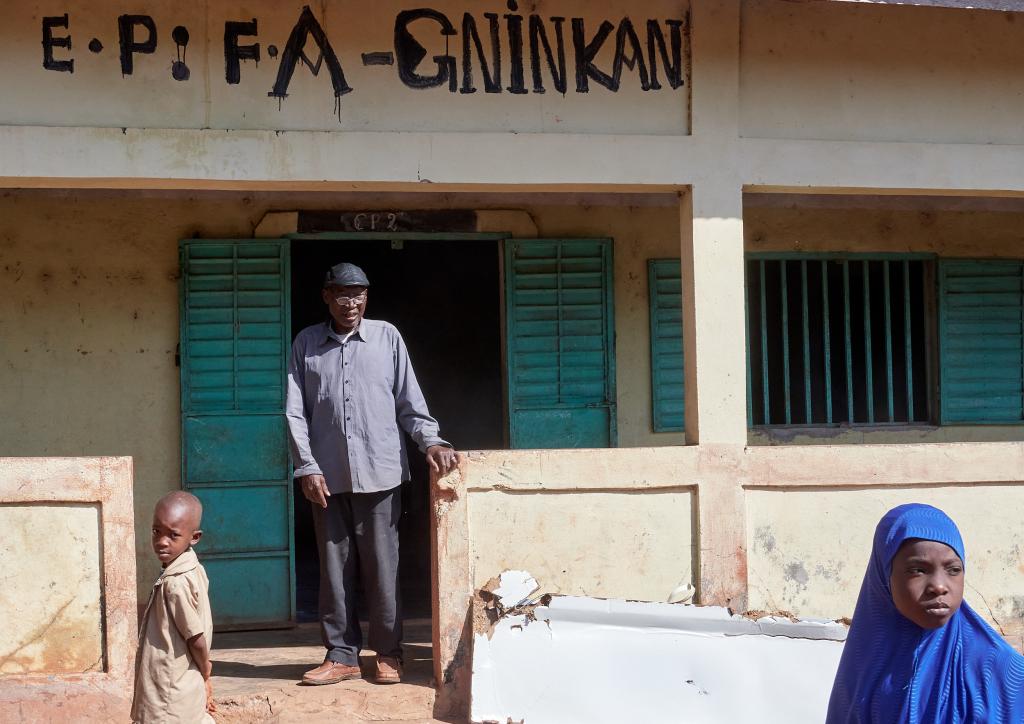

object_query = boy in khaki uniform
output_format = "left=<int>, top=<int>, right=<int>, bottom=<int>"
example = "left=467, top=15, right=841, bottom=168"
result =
left=132, top=492, right=215, bottom=723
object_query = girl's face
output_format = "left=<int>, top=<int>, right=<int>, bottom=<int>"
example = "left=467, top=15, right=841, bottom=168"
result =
left=889, top=538, right=964, bottom=629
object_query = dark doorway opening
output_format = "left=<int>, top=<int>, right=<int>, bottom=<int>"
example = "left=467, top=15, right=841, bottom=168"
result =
left=290, top=236, right=505, bottom=623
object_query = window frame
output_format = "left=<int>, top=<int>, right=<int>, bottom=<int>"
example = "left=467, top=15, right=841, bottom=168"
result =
left=745, top=251, right=937, bottom=430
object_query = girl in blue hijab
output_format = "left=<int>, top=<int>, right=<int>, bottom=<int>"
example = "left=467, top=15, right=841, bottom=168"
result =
left=827, top=503, right=1024, bottom=723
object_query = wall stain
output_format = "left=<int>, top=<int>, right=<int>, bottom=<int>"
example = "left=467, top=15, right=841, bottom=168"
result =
left=1010, top=595, right=1024, bottom=619
left=754, top=525, right=776, bottom=554
left=813, top=560, right=845, bottom=581
left=784, top=562, right=809, bottom=588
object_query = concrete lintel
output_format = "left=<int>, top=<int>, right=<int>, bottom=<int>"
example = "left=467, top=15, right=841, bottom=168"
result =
left=0, top=126, right=700, bottom=189
left=474, top=210, right=537, bottom=238
left=7, top=125, right=1024, bottom=195
left=741, top=137, right=1024, bottom=194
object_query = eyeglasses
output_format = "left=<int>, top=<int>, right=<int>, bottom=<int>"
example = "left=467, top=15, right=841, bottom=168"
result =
left=331, top=292, right=367, bottom=307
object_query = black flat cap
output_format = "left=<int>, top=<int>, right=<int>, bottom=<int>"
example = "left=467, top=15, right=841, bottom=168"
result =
left=324, top=262, right=370, bottom=288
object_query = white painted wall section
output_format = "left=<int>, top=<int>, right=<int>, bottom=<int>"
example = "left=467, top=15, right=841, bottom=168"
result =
left=471, top=594, right=846, bottom=724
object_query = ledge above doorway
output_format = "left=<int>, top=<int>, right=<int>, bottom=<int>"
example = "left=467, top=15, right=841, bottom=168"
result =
left=254, top=210, right=538, bottom=239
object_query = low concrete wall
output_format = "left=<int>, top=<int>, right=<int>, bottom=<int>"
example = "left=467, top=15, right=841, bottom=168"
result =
left=465, top=449, right=696, bottom=601
left=747, top=484, right=1024, bottom=645
left=0, top=457, right=136, bottom=722
left=432, top=442, right=1024, bottom=714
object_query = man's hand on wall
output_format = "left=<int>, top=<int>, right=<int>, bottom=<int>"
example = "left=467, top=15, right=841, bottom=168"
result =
left=299, top=474, right=330, bottom=508
left=426, top=445, right=457, bottom=477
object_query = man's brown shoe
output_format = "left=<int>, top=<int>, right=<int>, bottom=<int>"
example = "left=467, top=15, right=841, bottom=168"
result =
left=374, top=655, right=402, bottom=684
left=301, top=660, right=362, bottom=686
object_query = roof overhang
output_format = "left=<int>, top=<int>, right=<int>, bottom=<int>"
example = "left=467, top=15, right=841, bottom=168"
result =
left=818, top=0, right=1024, bottom=11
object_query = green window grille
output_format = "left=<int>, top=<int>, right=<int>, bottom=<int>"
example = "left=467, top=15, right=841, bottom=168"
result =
left=648, top=259, right=684, bottom=432
left=939, top=260, right=1024, bottom=423
left=746, top=254, right=930, bottom=427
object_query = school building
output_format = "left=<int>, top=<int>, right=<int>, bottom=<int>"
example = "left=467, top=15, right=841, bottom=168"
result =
left=3, top=0, right=1024, bottom=717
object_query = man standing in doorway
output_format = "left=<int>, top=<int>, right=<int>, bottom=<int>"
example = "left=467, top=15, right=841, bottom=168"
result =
left=286, top=262, right=457, bottom=686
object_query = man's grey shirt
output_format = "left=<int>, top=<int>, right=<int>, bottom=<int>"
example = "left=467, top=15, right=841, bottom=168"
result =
left=286, top=319, right=449, bottom=494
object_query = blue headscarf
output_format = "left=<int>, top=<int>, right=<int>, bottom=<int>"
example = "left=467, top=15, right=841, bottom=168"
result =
left=827, top=503, right=1024, bottom=723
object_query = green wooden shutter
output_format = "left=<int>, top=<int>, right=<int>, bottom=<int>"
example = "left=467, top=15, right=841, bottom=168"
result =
left=180, top=239, right=294, bottom=628
left=505, top=239, right=616, bottom=448
left=648, top=259, right=684, bottom=432
left=939, top=259, right=1024, bottom=424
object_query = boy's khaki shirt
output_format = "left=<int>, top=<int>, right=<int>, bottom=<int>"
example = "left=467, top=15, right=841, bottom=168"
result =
left=131, top=548, right=213, bottom=724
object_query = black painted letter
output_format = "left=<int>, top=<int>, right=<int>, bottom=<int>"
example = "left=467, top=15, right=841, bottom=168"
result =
left=610, top=19, right=650, bottom=91
left=118, top=15, right=157, bottom=76
left=572, top=18, right=615, bottom=93
left=646, top=19, right=684, bottom=91
left=42, top=14, right=74, bottom=73
left=461, top=13, right=502, bottom=94
left=225, top=19, right=260, bottom=84
left=394, top=9, right=457, bottom=91
left=269, top=6, right=351, bottom=99
left=528, top=15, right=566, bottom=94
left=505, top=6, right=526, bottom=94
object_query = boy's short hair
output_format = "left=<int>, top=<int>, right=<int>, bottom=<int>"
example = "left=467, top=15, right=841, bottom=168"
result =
left=154, top=491, right=203, bottom=528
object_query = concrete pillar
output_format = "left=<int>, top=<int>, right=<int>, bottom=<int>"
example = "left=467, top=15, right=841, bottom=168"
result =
left=681, top=0, right=746, bottom=445
left=683, top=0, right=749, bottom=610
left=679, top=187, right=747, bottom=446
left=682, top=186, right=750, bottom=610
left=429, top=455, right=473, bottom=719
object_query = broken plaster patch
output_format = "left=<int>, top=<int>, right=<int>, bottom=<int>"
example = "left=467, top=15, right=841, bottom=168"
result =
left=475, top=571, right=551, bottom=640
left=492, top=570, right=539, bottom=610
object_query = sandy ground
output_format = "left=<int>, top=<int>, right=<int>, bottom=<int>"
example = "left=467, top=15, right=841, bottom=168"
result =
left=210, top=619, right=449, bottom=723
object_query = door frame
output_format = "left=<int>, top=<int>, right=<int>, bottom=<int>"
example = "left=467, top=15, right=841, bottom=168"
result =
left=287, top=231, right=512, bottom=450
left=285, top=230, right=511, bottom=627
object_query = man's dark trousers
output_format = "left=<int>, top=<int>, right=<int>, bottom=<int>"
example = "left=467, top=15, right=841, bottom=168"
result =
left=312, top=486, right=402, bottom=665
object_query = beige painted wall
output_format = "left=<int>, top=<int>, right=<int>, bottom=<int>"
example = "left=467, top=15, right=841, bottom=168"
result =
left=0, top=190, right=678, bottom=601
left=0, top=503, right=103, bottom=674
left=740, top=0, right=1024, bottom=144
left=469, top=489, right=694, bottom=600
left=458, top=445, right=1024, bottom=647
left=0, top=194, right=235, bottom=596
left=746, top=203, right=1024, bottom=257
left=463, top=447, right=698, bottom=601
left=0, top=1, right=689, bottom=135
left=747, top=485, right=1024, bottom=648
